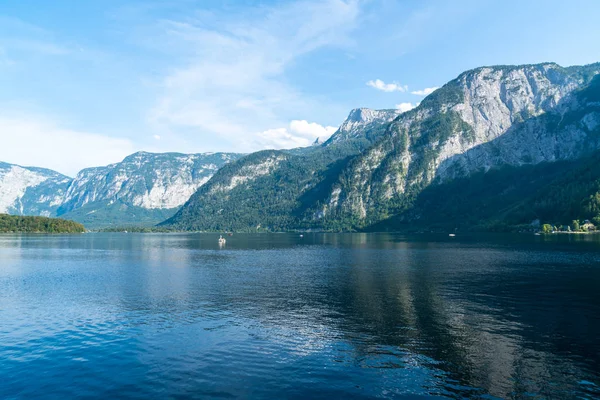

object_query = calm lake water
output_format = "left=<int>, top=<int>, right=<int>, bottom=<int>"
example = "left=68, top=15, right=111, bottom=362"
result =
left=1, top=233, right=599, bottom=399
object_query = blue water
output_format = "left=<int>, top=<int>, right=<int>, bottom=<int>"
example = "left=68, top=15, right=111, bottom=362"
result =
left=1, top=233, right=600, bottom=399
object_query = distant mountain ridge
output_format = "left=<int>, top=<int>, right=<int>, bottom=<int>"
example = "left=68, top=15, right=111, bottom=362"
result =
left=0, top=162, right=71, bottom=217
left=0, top=151, right=242, bottom=228
left=59, top=151, right=238, bottom=210
left=5, top=61, right=600, bottom=232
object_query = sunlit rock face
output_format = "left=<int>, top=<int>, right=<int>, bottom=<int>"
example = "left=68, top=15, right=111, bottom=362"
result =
left=0, top=152, right=242, bottom=226
left=325, top=108, right=402, bottom=145
left=0, top=162, right=71, bottom=217
left=317, top=63, right=600, bottom=226
left=59, top=151, right=241, bottom=212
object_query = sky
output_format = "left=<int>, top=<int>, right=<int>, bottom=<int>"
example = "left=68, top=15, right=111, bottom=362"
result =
left=0, top=0, right=599, bottom=176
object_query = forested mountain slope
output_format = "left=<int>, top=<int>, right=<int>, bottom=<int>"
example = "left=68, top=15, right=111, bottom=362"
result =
left=315, top=63, right=600, bottom=229
left=166, top=62, right=600, bottom=231
left=161, top=109, right=400, bottom=231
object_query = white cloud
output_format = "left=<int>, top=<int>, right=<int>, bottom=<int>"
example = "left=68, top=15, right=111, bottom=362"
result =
left=256, top=120, right=337, bottom=149
left=153, top=134, right=161, bottom=140
left=395, top=102, right=417, bottom=113
left=148, top=0, right=360, bottom=152
left=366, top=79, right=407, bottom=92
left=411, top=87, right=439, bottom=96
left=289, top=120, right=337, bottom=140
left=0, top=114, right=135, bottom=176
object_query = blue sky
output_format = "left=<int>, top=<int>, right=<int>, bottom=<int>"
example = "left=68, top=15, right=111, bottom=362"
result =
left=0, top=0, right=599, bottom=175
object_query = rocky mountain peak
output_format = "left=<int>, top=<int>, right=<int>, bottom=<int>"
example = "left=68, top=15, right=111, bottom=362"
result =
left=314, top=62, right=600, bottom=228
left=344, top=108, right=400, bottom=124
left=325, top=108, right=401, bottom=145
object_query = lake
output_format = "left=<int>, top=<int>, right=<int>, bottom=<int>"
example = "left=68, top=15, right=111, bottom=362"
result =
left=1, top=233, right=599, bottom=399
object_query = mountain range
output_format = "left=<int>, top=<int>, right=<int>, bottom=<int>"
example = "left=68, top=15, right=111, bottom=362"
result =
left=2, top=61, right=600, bottom=232
left=0, top=152, right=241, bottom=228
left=0, top=162, right=71, bottom=218
left=162, top=62, right=600, bottom=232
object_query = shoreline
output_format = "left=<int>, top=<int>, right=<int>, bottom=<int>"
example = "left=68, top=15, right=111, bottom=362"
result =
left=544, top=231, right=600, bottom=235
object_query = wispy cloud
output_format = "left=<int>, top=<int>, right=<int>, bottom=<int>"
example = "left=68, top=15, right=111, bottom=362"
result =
left=147, top=0, right=360, bottom=151
left=366, top=79, right=408, bottom=92
left=0, top=16, right=71, bottom=58
left=395, top=102, right=417, bottom=113
left=0, top=113, right=134, bottom=176
left=411, top=87, right=439, bottom=96
left=0, top=0, right=489, bottom=174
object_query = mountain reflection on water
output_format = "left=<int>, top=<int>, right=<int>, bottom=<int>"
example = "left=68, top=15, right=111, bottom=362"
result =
left=1, top=233, right=599, bottom=399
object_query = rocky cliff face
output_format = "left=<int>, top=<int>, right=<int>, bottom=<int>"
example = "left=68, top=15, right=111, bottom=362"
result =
left=324, top=108, right=401, bottom=145
left=58, top=151, right=239, bottom=214
left=316, top=63, right=600, bottom=227
left=0, top=162, right=71, bottom=217
left=0, top=151, right=241, bottom=227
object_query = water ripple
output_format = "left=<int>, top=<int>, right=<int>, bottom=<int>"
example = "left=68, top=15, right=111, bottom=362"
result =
left=1, top=233, right=599, bottom=399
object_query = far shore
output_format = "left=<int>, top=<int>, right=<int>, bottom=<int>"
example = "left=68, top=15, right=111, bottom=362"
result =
left=544, top=231, right=600, bottom=235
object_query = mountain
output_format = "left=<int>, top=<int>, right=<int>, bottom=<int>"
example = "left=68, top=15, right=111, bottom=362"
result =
left=315, top=62, right=600, bottom=230
left=369, top=148, right=600, bottom=232
left=323, top=108, right=401, bottom=146
left=165, top=62, right=600, bottom=232
left=4, top=62, right=600, bottom=232
left=161, top=108, right=402, bottom=231
left=56, top=151, right=242, bottom=228
left=0, top=151, right=242, bottom=229
left=0, top=162, right=71, bottom=217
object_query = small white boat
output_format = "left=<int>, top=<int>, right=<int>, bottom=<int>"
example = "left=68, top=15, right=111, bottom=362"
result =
left=218, top=235, right=226, bottom=245
left=449, top=234, right=456, bottom=237
left=299, top=234, right=304, bottom=238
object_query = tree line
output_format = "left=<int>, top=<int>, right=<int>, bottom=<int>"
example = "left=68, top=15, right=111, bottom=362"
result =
left=0, top=214, right=85, bottom=233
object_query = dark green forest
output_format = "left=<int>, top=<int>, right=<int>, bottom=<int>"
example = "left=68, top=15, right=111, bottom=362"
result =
left=0, top=214, right=85, bottom=233
left=160, top=119, right=395, bottom=232
left=160, top=148, right=600, bottom=233
left=371, top=150, right=600, bottom=232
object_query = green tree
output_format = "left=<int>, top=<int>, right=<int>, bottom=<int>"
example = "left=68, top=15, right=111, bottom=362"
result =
left=572, top=219, right=580, bottom=232
left=542, top=224, right=553, bottom=233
